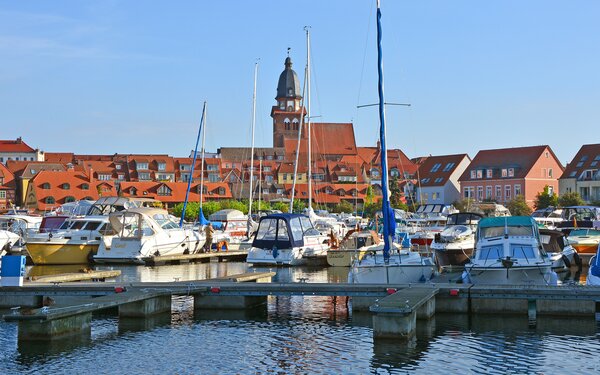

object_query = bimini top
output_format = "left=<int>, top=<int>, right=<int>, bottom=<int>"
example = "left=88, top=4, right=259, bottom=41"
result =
left=478, top=216, right=536, bottom=228
left=252, top=213, right=319, bottom=249
left=208, top=209, right=245, bottom=222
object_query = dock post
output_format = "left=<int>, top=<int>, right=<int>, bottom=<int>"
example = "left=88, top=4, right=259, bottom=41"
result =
left=528, top=299, right=537, bottom=327
left=371, top=310, right=417, bottom=339
left=17, top=312, right=92, bottom=341
left=119, top=294, right=172, bottom=317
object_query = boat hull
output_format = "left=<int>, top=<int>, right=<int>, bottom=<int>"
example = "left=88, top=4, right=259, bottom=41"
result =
left=26, top=242, right=97, bottom=265
left=94, top=236, right=203, bottom=264
left=326, top=249, right=366, bottom=267
left=350, top=262, right=436, bottom=284
left=463, top=265, right=557, bottom=286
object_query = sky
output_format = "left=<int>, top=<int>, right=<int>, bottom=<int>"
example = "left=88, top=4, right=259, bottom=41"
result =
left=1, top=0, right=599, bottom=165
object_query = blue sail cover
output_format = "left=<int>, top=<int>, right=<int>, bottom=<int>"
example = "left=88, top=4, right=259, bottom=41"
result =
left=197, top=206, right=210, bottom=226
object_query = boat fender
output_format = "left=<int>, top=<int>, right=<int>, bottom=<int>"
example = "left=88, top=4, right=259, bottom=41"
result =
left=272, top=246, right=278, bottom=259
left=114, top=286, right=127, bottom=293
left=154, top=250, right=160, bottom=257
left=561, top=254, right=571, bottom=269
left=573, top=252, right=582, bottom=269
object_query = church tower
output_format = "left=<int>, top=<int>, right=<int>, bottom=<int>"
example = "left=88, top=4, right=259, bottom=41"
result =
left=271, top=55, right=305, bottom=147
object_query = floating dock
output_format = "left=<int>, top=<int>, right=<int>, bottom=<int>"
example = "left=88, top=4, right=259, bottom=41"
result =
left=143, top=250, right=247, bottom=266
left=27, top=270, right=121, bottom=283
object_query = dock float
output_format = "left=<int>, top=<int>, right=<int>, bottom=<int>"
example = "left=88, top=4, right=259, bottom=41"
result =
left=143, top=250, right=247, bottom=266
left=28, top=270, right=121, bottom=283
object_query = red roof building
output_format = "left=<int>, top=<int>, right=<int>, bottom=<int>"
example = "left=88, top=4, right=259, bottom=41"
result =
left=118, top=181, right=232, bottom=208
left=415, top=154, right=471, bottom=205
left=0, top=137, right=44, bottom=163
left=458, top=145, right=564, bottom=207
left=559, top=143, right=600, bottom=203
left=0, top=163, right=16, bottom=212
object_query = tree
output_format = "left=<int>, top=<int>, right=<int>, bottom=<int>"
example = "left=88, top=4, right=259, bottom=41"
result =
left=331, top=201, right=353, bottom=213
left=453, top=198, right=476, bottom=212
left=199, top=201, right=222, bottom=218
left=507, top=195, right=532, bottom=216
left=558, top=191, right=584, bottom=207
left=534, top=185, right=559, bottom=210
left=271, top=202, right=290, bottom=213
left=219, top=199, right=248, bottom=214
left=365, top=185, right=374, bottom=205
left=251, top=200, right=271, bottom=213
left=172, top=202, right=200, bottom=222
left=292, top=199, right=306, bottom=213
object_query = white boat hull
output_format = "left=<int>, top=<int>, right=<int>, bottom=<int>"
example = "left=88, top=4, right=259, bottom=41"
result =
left=463, top=264, right=557, bottom=286
left=247, top=244, right=328, bottom=266
left=350, top=246, right=437, bottom=284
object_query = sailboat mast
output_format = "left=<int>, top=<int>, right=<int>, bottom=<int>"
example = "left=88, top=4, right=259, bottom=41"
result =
left=179, top=101, right=206, bottom=227
left=199, top=105, right=207, bottom=209
left=376, top=0, right=393, bottom=260
left=306, top=27, right=312, bottom=212
left=248, top=62, right=258, bottom=219
left=289, top=51, right=309, bottom=213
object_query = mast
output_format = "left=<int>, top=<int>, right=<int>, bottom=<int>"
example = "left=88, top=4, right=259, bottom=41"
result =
left=289, top=53, right=309, bottom=213
left=179, top=101, right=206, bottom=228
left=248, top=62, right=258, bottom=221
left=306, top=26, right=313, bottom=213
left=199, top=105, right=207, bottom=209
left=376, top=0, right=394, bottom=261
left=258, top=159, right=262, bottom=210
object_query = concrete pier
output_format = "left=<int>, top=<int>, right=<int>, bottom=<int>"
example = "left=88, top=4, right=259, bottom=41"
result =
left=18, top=311, right=92, bottom=341
left=119, top=294, right=172, bottom=317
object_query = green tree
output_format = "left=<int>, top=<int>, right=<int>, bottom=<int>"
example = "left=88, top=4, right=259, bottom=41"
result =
left=292, top=199, right=306, bottom=213
left=363, top=199, right=381, bottom=218
left=453, top=198, right=476, bottom=212
left=172, top=202, right=200, bottom=222
left=534, top=185, right=559, bottom=210
left=365, top=185, right=374, bottom=205
left=251, top=200, right=271, bottom=213
left=558, top=191, right=584, bottom=207
left=199, top=201, right=222, bottom=218
left=219, top=199, right=248, bottom=214
left=271, top=202, right=290, bottom=213
left=331, top=201, right=353, bottom=213
left=507, top=195, right=532, bottom=216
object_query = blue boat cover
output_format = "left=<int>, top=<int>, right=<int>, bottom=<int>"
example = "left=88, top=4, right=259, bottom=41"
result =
left=478, top=216, right=536, bottom=228
left=252, top=213, right=313, bottom=249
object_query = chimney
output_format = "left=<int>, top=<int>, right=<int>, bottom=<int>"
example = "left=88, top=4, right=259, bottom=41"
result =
left=16, top=137, right=22, bottom=144
left=88, top=165, right=94, bottom=183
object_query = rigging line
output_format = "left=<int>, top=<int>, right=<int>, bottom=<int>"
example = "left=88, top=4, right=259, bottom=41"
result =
left=355, top=0, right=375, bottom=121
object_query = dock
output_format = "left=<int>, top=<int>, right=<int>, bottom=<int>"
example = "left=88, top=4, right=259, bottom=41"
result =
left=143, top=250, right=247, bottom=266
left=28, top=270, right=121, bottom=283
left=2, top=280, right=600, bottom=342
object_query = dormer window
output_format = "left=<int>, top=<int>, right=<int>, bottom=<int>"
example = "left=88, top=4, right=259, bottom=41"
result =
left=116, top=164, right=122, bottom=170
left=157, top=185, right=171, bottom=196
left=442, top=163, right=455, bottom=172
left=218, top=187, right=226, bottom=195
left=136, top=162, right=148, bottom=170
left=81, top=183, right=89, bottom=190
left=486, top=169, right=493, bottom=178
left=470, top=170, right=476, bottom=179
left=131, top=187, right=137, bottom=196
left=64, top=196, right=75, bottom=203
left=62, top=183, right=70, bottom=190
left=42, top=183, right=51, bottom=189
left=508, top=168, right=515, bottom=177
left=476, top=170, right=483, bottom=179
left=501, top=169, right=508, bottom=177
left=158, top=162, right=166, bottom=171
left=45, top=196, right=55, bottom=204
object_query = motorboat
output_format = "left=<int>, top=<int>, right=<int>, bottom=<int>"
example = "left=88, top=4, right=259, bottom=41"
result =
left=94, top=207, right=204, bottom=264
left=0, top=214, right=43, bottom=254
left=556, top=206, right=600, bottom=231
left=0, top=230, right=20, bottom=256
left=431, top=212, right=483, bottom=270
left=585, top=244, right=600, bottom=286
left=531, top=207, right=563, bottom=229
left=326, top=229, right=379, bottom=267
left=566, top=228, right=600, bottom=261
left=208, top=209, right=248, bottom=250
left=25, top=216, right=113, bottom=264
left=462, top=216, right=557, bottom=286
left=539, top=228, right=581, bottom=271
left=246, top=213, right=329, bottom=266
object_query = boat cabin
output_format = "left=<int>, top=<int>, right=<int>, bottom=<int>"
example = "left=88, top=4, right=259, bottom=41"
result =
left=252, top=213, right=320, bottom=249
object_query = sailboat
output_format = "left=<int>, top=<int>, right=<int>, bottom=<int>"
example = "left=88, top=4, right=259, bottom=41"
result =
left=349, top=0, right=436, bottom=284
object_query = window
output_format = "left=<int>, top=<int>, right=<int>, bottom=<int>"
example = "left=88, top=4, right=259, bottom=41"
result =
left=42, top=183, right=51, bottom=189
left=430, top=163, right=442, bottom=172
left=130, top=188, right=137, bottom=196
left=266, top=155, right=273, bottom=160
left=443, top=162, right=455, bottom=172
left=421, top=178, right=430, bottom=184
left=180, top=164, right=191, bottom=171
left=157, top=173, right=172, bottom=181
left=514, top=184, right=522, bottom=197
left=576, top=162, right=584, bottom=168
left=464, top=186, right=473, bottom=198
left=495, top=185, right=501, bottom=198
left=158, top=162, right=166, bottom=171
left=45, top=196, right=55, bottom=204
left=218, top=187, right=225, bottom=195
left=505, top=185, right=511, bottom=200
left=276, top=189, right=284, bottom=194
left=476, top=170, right=483, bottom=179
left=116, top=164, right=122, bottom=170
left=569, top=171, right=577, bottom=178
left=548, top=168, right=553, bottom=178
left=81, top=183, right=89, bottom=190
left=371, top=168, right=380, bottom=178
left=64, top=196, right=76, bottom=203
left=277, top=155, right=284, bottom=160
left=390, top=168, right=400, bottom=177
left=264, top=166, right=271, bottom=172
left=470, top=170, right=476, bottom=179
left=265, top=176, right=273, bottom=183
left=207, top=164, right=218, bottom=171
left=138, top=172, right=151, bottom=180
left=501, top=169, right=507, bottom=177
left=0, top=191, right=5, bottom=199
left=99, top=174, right=111, bottom=181
left=62, top=183, right=70, bottom=190
left=136, top=162, right=149, bottom=170
left=157, top=185, right=171, bottom=196
left=118, top=174, right=125, bottom=180
left=209, top=174, right=220, bottom=183
left=30, top=169, right=36, bottom=175
left=432, top=192, right=439, bottom=200
left=592, top=161, right=598, bottom=167
left=477, top=186, right=483, bottom=200
left=486, top=186, right=492, bottom=199
left=486, top=169, right=493, bottom=178
left=508, top=168, right=514, bottom=177
left=434, top=177, right=443, bottom=184
left=581, top=155, right=589, bottom=162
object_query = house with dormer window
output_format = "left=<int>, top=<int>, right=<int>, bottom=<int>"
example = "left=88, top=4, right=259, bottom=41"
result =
left=559, top=144, right=600, bottom=203
left=458, top=145, right=563, bottom=207
left=416, top=154, right=471, bottom=205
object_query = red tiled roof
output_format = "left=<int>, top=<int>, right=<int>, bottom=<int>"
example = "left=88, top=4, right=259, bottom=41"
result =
left=458, top=145, right=562, bottom=181
left=0, top=138, right=36, bottom=153
left=560, top=143, right=600, bottom=179
left=118, top=181, right=232, bottom=203
left=283, top=123, right=357, bottom=157
left=44, top=152, right=75, bottom=163
left=416, top=154, right=469, bottom=187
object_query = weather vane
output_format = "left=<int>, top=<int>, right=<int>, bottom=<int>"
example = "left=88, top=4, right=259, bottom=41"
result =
left=287, top=47, right=290, bottom=57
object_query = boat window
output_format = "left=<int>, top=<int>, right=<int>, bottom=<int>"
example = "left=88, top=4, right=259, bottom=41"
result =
left=69, top=221, right=87, bottom=230
left=256, top=218, right=277, bottom=241
left=299, top=216, right=313, bottom=232
left=511, top=245, right=536, bottom=260
left=98, top=223, right=116, bottom=236
left=277, top=219, right=289, bottom=241
left=290, top=217, right=304, bottom=241
left=83, top=221, right=102, bottom=231
left=153, top=214, right=178, bottom=229
left=59, top=221, right=72, bottom=230
left=479, top=225, right=533, bottom=238
left=478, top=245, right=503, bottom=263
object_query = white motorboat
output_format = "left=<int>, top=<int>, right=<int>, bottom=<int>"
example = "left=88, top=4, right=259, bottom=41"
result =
left=246, top=213, right=329, bottom=266
left=462, top=216, right=557, bottom=286
left=539, top=228, right=581, bottom=271
left=431, top=212, right=483, bottom=270
left=0, top=214, right=43, bottom=253
left=0, top=230, right=20, bottom=256
left=94, top=207, right=204, bottom=264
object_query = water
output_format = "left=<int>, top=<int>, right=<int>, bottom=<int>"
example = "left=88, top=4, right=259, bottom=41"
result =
left=2, top=263, right=600, bottom=374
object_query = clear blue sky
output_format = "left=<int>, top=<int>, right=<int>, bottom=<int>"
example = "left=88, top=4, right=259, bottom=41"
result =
left=1, top=1, right=598, bottom=165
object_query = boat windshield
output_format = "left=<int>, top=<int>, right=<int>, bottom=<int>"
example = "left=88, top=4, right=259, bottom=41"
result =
left=480, top=225, right=534, bottom=238
left=119, top=214, right=154, bottom=238
left=255, top=218, right=289, bottom=241
left=152, top=214, right=179, bottom=230
left=478, top=244, right=503, bottom=263
left=511, top=244, right=536, bottom=259
left=447, top=213, right=481, bottom=226
left=569, top=229, right=600, bottom=237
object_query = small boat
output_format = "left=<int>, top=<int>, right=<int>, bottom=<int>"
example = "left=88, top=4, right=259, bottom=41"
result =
left=531, top=207, right=563, bottom=229
left=539, top=228, right=581, bottom=270
left=94, top=207, right=203, bottom=264
left=25, top=216, right=112, bottom=265
left=246, top=213, right=329, bottom=266
left=431, top=212, right=483, bottom=270
left=208, top=209, right=248, bottom=250
left=0, top=213, right=43, bottom=254
left=585, top=244, right=600, bottom=286
left=566, top=228, right=600, bottom=261
left=326, top=229, right=379, bottom=267
left=462, top=216, right=557, bottom=286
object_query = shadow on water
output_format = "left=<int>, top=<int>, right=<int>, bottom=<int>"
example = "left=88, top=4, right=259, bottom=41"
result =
left=118, top=312, right=173, bottom=333
left=16, top=333, right=92, bottom=366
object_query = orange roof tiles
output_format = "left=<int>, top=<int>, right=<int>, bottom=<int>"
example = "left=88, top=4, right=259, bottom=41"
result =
left=416, top=154, right=469, bottom=187
left=0, top=138, right=36, bottom=153
left=560, top=143, right=600, bottom=179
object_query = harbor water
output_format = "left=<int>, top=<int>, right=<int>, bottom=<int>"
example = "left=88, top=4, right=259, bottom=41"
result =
left=1, top=262, right=599, bottom=374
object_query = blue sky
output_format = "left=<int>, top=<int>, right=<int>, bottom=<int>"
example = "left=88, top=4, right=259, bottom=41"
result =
left=1, top=1, right=598, bottom=165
